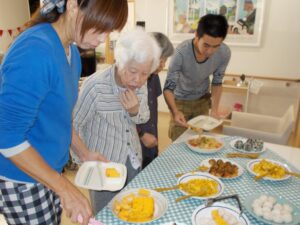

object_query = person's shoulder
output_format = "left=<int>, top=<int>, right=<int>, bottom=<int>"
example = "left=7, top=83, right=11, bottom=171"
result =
left=176, top=39, right=192, bottom=51
left=82, top=66, right=113, bottom=88
left=174, top=39, right=193, bottom=57
left=217, top=43, right=231, bottom=58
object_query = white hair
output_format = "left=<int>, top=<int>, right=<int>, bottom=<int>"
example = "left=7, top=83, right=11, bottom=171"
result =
left=114, top=28, right=161, bottom=73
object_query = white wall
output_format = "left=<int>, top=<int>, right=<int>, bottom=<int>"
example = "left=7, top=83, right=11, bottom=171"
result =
left=135, top=0, right=300, bottom=112
left=0, top=0, right=30, bottom=53
left=135, top=0, right=300, bottom=79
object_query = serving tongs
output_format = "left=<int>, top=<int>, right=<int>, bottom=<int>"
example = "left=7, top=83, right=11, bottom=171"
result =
left=175, top=166, right=209, bottom=178
left=226, top=152, right=260, bottom=159
left=205, top=194, right=243, bottom=216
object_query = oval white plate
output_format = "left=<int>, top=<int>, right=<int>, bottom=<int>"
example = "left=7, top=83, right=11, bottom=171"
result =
left=75, top=161, right=127, bottom=191
left=188, top=115, right=222, bottom=131
left=247, top=159, right=291, bottom=181
left=177, top=172, right=224, bottom=200
left=244, top=193, right=300, bottom=225
left=109, top=188, right=168, bottom=224
left=200, top=158, right=244, bottom=179
left=186, top=135, right=224, bottom=154
left=192, top=202, right=250, bottom=225
left=230, top=138, right=267, bottom=154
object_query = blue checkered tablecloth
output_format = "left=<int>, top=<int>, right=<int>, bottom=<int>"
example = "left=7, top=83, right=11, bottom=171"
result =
left=96, top=136, right=300, bottom=225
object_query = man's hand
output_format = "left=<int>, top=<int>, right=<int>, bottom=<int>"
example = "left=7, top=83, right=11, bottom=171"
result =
left=140, top=133, right=158, bottom=148
left=173, top=110, right=188, bottom=127
left=119, top=89, right=139, bottom=116
left=210, top=109, right=220, bottom=119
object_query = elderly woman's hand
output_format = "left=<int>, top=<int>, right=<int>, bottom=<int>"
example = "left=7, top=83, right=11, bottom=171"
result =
left=119, top=89, right=139, bottom=116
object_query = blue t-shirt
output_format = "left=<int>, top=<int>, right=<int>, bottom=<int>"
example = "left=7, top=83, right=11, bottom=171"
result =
left=0, top=23, right=81, bottom=183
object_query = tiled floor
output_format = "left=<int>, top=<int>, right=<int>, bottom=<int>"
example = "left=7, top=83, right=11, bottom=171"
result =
left=0, top=112, right=172, bottom=225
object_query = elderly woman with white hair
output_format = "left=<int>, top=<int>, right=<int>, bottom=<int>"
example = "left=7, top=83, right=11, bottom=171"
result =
left=72, top=28, right=161, bottom=213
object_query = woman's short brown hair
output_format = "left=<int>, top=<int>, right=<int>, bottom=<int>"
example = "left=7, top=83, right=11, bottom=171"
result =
left=79, top=0, right=128, bottom=38
left=28, top=0, right=128, bottom=38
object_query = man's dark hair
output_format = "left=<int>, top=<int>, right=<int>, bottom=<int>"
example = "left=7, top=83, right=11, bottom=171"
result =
left=196, top=14, right=229, bottom=39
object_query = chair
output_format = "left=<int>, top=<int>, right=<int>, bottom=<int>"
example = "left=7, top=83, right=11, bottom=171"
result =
left=223, top=105, right=295, bottom=145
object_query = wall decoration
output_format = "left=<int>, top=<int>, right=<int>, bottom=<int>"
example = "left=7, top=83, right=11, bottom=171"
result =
left=168, top=0, right=265, bottom=46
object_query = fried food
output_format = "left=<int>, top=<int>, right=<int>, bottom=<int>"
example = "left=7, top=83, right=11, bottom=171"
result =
left=188, top=136, right=223, bottom=149
left=207, top=159, right=239, bottom=178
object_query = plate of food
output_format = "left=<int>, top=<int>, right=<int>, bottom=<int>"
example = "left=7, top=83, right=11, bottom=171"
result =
left=177, top=172, right=224, bottom=200
left=244, top=193, right=300, bottom=225
left=247, top=159, right=291, bottom=181
left=186, top=135, right=224, bottom=154
left=75, top=161, right=127, bottom=191
left=192, top=202, right=250, bottom=225
left=188, top=115, right=223, bottom=131
left=200, top=158, right=244, bottom=179
left=230, top=137, right=267, bottom=154
left=110, top=188, right=168, bottom=223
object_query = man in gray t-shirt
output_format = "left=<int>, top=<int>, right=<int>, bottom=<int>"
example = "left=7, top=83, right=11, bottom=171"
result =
left=164, top=14, right=231, bottom=141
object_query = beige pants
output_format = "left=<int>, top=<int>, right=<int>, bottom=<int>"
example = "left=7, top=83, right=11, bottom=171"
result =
left=169, top=97, right=211, bottom=141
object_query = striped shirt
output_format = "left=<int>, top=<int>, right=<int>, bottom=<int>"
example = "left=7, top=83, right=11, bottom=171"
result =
left=72, top=65, right=149, bottom=169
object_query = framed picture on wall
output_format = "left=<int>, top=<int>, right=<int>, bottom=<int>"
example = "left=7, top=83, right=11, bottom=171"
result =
left=168, top=0, right=265, bottom=47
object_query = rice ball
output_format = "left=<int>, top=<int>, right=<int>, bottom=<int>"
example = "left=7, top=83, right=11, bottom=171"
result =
left=263, top=211, right=273, bottom=221
left=254, top=207, right=263, bottom=217
left=267, top=196, right=276, bottom=205
left=259, top=195, right=268, bottom=202
left=273, top=203, right=282, bottom=211
left=282, top=204, right=293, bottom=213
left=282, top=213, right=293, bottom=223
left=263, top=201, right=274, bottom=209
left=271, top=208, right=281, bottom=217
left=272, top=215, right=283, bottom=223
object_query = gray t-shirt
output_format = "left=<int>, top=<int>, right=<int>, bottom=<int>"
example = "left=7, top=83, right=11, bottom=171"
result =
left=164, top=39, right=231, bottom=100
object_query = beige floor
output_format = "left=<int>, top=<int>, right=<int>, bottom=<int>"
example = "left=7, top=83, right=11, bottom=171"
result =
left=0, top=112, right=172, bottom=225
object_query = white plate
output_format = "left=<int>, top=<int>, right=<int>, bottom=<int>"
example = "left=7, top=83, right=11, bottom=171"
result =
left=247, top=159, right=291, bottom=181
left=177, top=172, right=224, bottom=200
left=186, top=135, right=224, bottom=154
left=188, top=115, right=222, bottom=131
left=192, top=202, right=250, bottom=225
left=200, top=158, right=244, bottom=179
left=230, top=138, right=267, bottom=154
left=109, top=188, right=168, bottom=224
left=75, top=161, right=127, bottom=191
left=244, top=193, right=300, bottom=225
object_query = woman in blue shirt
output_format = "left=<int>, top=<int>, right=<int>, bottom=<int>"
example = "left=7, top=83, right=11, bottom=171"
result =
left=0, top=0, right=128, bottom=224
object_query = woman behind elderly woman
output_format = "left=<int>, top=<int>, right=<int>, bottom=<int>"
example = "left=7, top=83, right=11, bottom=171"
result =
left=72, top=28, right=161, bottom=213
left=0, top=0, right=128, bottom=224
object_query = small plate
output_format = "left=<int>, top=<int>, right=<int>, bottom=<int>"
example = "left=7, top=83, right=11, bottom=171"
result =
left=177, top=172, right=224, bottom=200
left=244, top=193, right=300, bottom=225
left=188, top=115, right=222, bottom=131
left=75, top=161, right=127, bottom=191
left=200, top=158, right=244, bottom=179
left=109, top=188, right=168, bottom=224
left=186, top=135, right=224, bottom=154
left=230, top=138, right=267, bottom=154
left=192, top=202, right=250, bottom=225
left=247, top=159, right=291, bottom=181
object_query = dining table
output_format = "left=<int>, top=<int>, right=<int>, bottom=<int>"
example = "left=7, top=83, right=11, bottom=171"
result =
left=95, top=130, right=300, bottom=225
